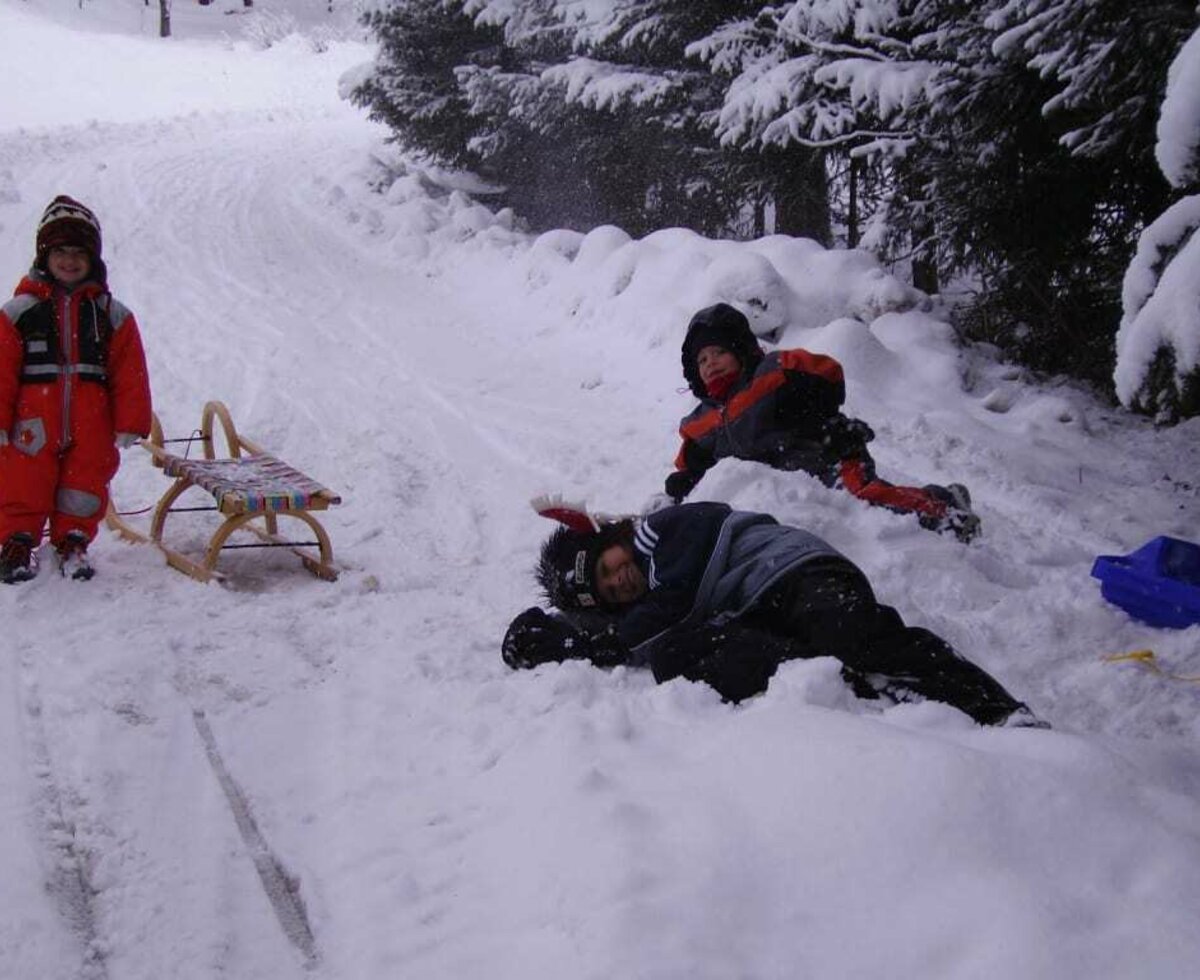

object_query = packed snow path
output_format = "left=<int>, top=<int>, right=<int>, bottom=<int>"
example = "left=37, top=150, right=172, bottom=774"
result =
left=3, top=4, right=1200, bottom=978
left=1, top=104, right=606, bottom=977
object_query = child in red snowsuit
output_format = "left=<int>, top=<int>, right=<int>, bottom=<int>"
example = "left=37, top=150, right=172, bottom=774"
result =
left=0, top=195, right=152, bottom=582
left=661, top=303, right=979, bottom=542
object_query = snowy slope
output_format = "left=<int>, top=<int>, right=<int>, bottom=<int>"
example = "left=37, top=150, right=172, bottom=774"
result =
left=2, top=2, right=1200, bottom=978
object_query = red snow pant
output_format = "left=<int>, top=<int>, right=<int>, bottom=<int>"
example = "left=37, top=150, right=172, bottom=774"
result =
left=834, top=455, right=948, bottom=519
left=0, top=427, right=119, bottom=547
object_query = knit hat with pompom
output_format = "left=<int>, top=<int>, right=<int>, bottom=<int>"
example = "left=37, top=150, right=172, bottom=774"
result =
left=36, top=195, right=102, bottom=262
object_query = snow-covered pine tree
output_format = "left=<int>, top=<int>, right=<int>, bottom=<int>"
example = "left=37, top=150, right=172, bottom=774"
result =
left=957, top=0, right=1193, bottom=388
left=353, top=0, right=776, bottom=235
left=462, top=0, right=748, bottom=234
left=478, top=0, right=814, bottom=237
left=908, top=0, right=1126, bottom=381
left=697, top=2, right=1025, bottom=295
left=989, top=0, right=1194, bottom=164
left=1114, top=22, right=1200, bottom=421
left=350, top=0, right=502, bottom=171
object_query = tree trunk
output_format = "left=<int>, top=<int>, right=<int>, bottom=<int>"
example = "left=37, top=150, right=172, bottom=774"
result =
left=158, top=0, right=170, bottom=38
left=847, top=157, right=860, bottom=248
left=772, top=150, right=831, bottom=245
left=912, top=254, right=939, bottom=294
left=911, top=221, right=939, bottom=294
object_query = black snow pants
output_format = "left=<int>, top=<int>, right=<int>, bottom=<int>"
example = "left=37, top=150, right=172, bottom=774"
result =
left=743, top=558, right=1023, bottom=724
left=652, top=558, right=1024, bottom=725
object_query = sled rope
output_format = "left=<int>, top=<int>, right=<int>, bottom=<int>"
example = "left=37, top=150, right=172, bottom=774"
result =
left=1103, top=649, right=1200, bottom=684
left=115, top=430, right=206, bottom=517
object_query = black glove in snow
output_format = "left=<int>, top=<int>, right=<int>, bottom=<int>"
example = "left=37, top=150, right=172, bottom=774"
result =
left=820, top=415, right=874, bottom=459
left=502, top=608, right=585, bottom=669
left=502, top=608, right=631, bottom=671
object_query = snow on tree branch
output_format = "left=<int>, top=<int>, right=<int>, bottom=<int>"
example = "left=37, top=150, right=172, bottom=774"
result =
left=1115, top=195, right=1200, bottom=413
left=1113, top=19, right=1200, bottom=418
left=541, top=58, right=682, bottom=111
left=813, top=57, right=937, bottom=121
left=1157, top=25, right=1200, bottom=189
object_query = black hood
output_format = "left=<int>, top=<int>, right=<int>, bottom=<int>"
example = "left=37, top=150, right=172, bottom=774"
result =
left=681, top=303, right=764, bottom=398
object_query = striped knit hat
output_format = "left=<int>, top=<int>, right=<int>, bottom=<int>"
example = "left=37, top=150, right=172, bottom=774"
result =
left=36, top=195, right=102, bottom=262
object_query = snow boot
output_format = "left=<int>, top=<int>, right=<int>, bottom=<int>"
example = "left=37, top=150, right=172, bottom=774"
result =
left=56, top=531, right=95, bottom=581
left=0, top=532, right=39, bottom=584
left=920, top=483, right=981, bottom=543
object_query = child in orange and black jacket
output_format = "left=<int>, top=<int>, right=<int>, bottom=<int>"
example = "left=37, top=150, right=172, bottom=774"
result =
left=0, top=195, right=152, bottom=583
left=661, top=303, right=979, bottom=542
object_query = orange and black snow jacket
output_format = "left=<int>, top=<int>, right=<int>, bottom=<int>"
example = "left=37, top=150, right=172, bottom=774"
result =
left=0, top=272, right=152, bottom=451
left=667, top=348, right=846, bottom=500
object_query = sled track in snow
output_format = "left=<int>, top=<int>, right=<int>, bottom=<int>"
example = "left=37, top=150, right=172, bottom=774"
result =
left=18, top=646, right=319, bottom=975
left=18, top=651, right=109, bottom=980
left=191, top=709, right=320, bottom=969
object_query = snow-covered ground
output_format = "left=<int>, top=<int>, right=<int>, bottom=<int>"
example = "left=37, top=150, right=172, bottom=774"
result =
left=2, top=2, right=1199, bottom=978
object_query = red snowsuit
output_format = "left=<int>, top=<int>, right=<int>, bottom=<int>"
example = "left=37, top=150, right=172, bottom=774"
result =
left=0, top=272, right=152, bottom=546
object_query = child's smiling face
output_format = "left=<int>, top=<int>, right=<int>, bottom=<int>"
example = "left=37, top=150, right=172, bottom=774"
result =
left=46, top=245, right=92, bottom=287
left=594, top=542, right=648, bottom=606
left=696, top=345, right=741, bottom=386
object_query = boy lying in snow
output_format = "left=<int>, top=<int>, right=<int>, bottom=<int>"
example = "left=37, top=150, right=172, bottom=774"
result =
left=657, top=303, right=979, bottom=543
left=503, top=501, right=1044, bottom=727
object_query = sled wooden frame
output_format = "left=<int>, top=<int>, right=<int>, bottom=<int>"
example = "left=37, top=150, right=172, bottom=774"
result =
left=106, top=400, right=341, bottom=583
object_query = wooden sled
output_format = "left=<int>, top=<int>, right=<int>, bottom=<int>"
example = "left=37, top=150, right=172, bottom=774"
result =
left=106, top=400, right=342, bottom=583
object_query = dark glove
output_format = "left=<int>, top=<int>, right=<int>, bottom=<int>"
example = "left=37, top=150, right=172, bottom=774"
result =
left=664, top=469, right=700, bottom=502
left=502, top=608, right=585, bottom=669
left=585, top=625, right=630, bottom=668
left=820, top=415, right=874, bottom=459
left=501, top=608, right=629, bottom=670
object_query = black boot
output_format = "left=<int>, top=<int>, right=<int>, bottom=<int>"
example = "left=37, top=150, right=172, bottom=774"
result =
left=56, top=531, right=95, bottom=581
left=919, top=483, right=981, bottom=543
left=0, top=532, right=38, bottom=584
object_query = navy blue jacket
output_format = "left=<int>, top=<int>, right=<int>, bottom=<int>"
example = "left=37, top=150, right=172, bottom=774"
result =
left=616, top=503, right=843, bottom=663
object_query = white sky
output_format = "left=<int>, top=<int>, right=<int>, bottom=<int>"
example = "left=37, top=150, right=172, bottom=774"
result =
left=2, top=2, right=1200, bottom=978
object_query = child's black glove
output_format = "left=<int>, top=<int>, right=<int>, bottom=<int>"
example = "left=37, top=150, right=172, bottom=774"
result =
left=502, top=608, right=579, bottom=668
left=820, top=415, right=874, bottom=459
left=501, top=608, right=629, bottom=670
left=664, top=469, right=701, bottom=502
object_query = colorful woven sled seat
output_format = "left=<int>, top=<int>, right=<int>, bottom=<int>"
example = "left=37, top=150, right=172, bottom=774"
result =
left=107, top=400, right=342, bottom=583
left=159, top=453, right=341, bottom=515
left=1091, top=536, right=1200, bottom=629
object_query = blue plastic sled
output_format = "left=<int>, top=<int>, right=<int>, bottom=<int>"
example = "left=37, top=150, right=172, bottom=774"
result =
left=1091, top=536, right=1200, bottom=628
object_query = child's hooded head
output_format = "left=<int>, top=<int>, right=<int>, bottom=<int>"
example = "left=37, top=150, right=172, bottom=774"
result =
left=35, top=195, right=105, bottom=284
left=681, top=303, right=764, bottom=399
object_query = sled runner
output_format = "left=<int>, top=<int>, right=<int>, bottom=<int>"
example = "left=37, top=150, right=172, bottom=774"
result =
left=106, top=400, right=341, bottom=583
